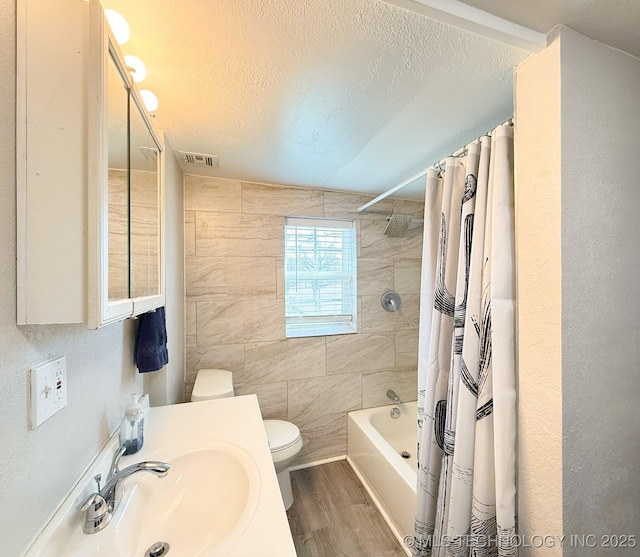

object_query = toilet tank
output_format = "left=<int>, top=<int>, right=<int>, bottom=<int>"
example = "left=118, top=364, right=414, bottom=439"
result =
left=191, top=369, right=235, bottom=402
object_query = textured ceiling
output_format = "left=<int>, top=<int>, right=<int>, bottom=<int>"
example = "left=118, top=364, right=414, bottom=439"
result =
left=103, top=0, right=531, bottom=200
left=457, top=0, right=640, bottom=59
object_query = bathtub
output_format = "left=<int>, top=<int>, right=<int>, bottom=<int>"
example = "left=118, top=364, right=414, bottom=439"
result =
left=347, top=401, right=417, bottom=552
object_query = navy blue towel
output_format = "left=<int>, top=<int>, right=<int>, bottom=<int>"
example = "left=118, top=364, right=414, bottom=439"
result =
left=135, top=307, right=169, bottom=372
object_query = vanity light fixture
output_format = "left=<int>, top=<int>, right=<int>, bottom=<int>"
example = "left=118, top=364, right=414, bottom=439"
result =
left=104, top=9, right=130, bottom=45
left=124, top=55, right=147, bottom=83
left=140, top=89, right=159, bottom=113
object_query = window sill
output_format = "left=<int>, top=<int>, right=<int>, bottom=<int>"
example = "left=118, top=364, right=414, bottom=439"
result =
left=286, top=322, right=357, bottom=338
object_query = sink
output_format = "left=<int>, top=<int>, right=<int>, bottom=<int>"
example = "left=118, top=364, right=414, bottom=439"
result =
left=57, top=443, right=261, bottom=557
left=25, top=396, right=296, bottom=557
left=130, top=445, right=260, bottom=554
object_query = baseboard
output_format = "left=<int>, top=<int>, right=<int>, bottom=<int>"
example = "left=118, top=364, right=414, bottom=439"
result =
left=346, top=456, right=412, bottom=557
left=289, top=454, right=346, bottom=471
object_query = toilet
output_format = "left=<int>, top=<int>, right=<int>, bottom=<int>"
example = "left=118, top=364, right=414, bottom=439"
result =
left=190, top=369, right=303, bottom=510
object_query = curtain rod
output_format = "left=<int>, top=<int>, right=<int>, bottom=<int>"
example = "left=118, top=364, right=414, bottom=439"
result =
left=356, top=118, right=513, bottom=213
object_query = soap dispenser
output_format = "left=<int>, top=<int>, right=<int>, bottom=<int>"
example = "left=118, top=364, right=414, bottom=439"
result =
left=119, top=394, right=144, bottom=455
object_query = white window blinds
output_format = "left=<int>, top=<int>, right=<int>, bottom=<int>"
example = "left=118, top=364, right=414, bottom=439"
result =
left=284, top=217, right=357, bottom=337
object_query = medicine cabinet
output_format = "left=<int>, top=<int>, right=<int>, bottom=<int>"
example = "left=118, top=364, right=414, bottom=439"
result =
left=88, top=0, right=165, bottom=328
left=17, top=0, right=164, bottom=328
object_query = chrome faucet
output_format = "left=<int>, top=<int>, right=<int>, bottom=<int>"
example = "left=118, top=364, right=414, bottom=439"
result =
left=81, top=445, right=170, bottom=534
left=386, top=389, right=401, bottom=404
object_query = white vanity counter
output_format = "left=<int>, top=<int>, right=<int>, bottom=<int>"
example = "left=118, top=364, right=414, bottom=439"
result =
left=24, top=395, right=297, bottom=557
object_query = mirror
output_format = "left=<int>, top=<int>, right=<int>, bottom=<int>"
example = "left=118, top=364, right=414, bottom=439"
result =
left=129, top=94, right=160, bottom=299
left=107, top=49, right=130, bottom=301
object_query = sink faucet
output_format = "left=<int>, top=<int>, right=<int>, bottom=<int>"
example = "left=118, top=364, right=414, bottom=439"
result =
left=81, top=445, right=170, bottom=534
left=386, top=389, right=400, bottom=404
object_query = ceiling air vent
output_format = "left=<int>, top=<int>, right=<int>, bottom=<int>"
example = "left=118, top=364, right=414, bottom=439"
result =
left=178, top=151, right=219, bottom=168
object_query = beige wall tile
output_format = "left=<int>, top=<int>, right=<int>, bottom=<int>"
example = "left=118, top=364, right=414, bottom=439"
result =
left=184, top=211, right=196, bottom=257
left=186, top=257, right=223, bottom=299
left=186, top=301, right=197, bottom=347
left=236, top=382, right=288, bottom=420
left=107, top=253, right=128, bottom=301
left=108, top=204, right=128, bottom=251
left=185, top=381, right=195, bottom=401
left=362, top=368, right=417, bottom=408
left=196, top=298, right=285, bottom=345
left=244, top=337, right=326, bottom=384
left=185, top=344, right=245, bottom=386
left=359, top=294, right=394, bottom=332
left=108, top=169, right=127, bottom=207
left=360, top=219, right=422, bottom=259
left=185, top=175, right=242, bottom=212
left=395, top=293, right=420, bottom=330
left=242, top=182, right=324, bottom=216
left=130, top=256, right=159, bottom=298
left=129, top=206, right=159, bottom=255
left=294, top=412, right=347, bottom=464
left=325, top=332, right=395, bottom=374
left=276, top=257, right=285, bottom=299
left=357, top=258, right=394, bottom=296
left=360, top=293, right=420, bottom=332
left=394, top=258, right=422, bottom=294
left=195, top=212, right=283, bottom=257
left=186, top=256, right=276, bottom=300
left=392, top=199, right=425, bottom=218
left=395, top=329, right=419, bottom=368
left=288, top=374, right=362, bottom=421
left=130, top=169, right=159, bottom=208
left=324, top=191, right=392, bottom=220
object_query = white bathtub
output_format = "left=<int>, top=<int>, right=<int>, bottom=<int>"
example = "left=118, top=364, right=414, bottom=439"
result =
left=347, top=401, right=417, bottom=551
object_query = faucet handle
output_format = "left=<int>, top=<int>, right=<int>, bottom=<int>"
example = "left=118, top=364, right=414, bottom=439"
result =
left=80, top=492, right=107, bottom=514
left=80, top=492, right=111, bottom=534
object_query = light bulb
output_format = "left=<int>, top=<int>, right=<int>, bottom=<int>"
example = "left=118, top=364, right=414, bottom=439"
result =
left=125, top=55, right=147, bottom=83
left=105, top=9, right=130, bottom=45
left=140, top=90, right=159, bottom=113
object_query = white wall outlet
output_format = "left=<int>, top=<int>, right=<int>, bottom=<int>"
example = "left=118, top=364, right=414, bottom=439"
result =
left=30, top=356, right=68, bottom=429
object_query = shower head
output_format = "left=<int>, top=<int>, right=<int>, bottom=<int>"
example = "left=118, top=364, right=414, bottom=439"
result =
left=384, top=214, right=421, bottom=237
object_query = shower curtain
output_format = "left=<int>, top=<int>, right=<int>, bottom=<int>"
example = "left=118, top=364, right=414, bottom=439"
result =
left=412, top=124, right=516, bottom=557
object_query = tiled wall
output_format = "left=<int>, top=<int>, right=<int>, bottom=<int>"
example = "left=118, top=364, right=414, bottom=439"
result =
left=185, top=176, right=423, bottom=464
left=108, top=168, right=159, bottom=299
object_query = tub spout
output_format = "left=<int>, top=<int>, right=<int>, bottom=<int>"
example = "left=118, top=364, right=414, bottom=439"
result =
left=386, top=389, right=400, bottom=404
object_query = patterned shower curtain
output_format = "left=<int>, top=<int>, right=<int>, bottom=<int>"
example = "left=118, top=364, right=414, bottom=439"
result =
left=412, top=125, right=516, bottom=557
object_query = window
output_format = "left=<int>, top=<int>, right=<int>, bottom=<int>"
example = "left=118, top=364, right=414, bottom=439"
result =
left=284, top=217, right=357, bottom=337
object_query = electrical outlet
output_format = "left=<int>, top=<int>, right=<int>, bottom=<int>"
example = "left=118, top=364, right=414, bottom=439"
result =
left=30, top=356, right=67, bottom=429
left=54, top=367, right=64, bottom=402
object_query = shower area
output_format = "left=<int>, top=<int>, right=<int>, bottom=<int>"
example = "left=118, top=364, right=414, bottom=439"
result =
left=348, top=122, right=517, bottom=556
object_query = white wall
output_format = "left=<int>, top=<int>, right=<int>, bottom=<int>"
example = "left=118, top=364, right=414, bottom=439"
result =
left=0, top=2, right=184, bottom=553
left=516, top=26, right=640, bottom=555
left=514, top=35, right=563, bottom=557
left=560, top=28, right=640, bottom=555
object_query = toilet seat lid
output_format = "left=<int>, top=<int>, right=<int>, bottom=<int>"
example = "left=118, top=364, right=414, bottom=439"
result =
left=191, top=369, right=234, bottom=402
left=264, top=420, right=301, bottom=452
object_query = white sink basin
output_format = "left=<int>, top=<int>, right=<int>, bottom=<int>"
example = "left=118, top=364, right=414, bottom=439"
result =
left=26, top=396, right=296, bottom=557
left=60, top=443, right=261, bottom=557
left=123, top=444, right=261, bottom=556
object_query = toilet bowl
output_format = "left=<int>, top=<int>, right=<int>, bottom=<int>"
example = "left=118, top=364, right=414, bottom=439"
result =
left=191, top=369, right=303, bottom=510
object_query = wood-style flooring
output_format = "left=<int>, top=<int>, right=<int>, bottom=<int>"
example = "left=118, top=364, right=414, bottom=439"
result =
left=287, top=460, right=406, bottom=557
